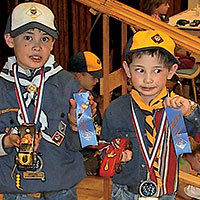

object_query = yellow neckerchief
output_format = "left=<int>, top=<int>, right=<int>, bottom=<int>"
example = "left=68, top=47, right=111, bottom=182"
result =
left=130, top=87, right=175, bottom=113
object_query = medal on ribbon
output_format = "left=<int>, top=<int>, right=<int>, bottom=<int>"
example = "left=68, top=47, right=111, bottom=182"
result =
left=73, top=91, right=98, bottom=148
left=130, top=100, right=167, bottom=197
left=139, top=171, right=157, bottom=198
left=11, top=63, right=46, bottom=190
left=166, top=107, right=191, bottom=156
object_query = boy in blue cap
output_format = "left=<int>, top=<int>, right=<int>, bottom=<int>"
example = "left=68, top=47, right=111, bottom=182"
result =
left=0, top=2, right=96, bottom=199
left=100, top=29, right=200, bottom=200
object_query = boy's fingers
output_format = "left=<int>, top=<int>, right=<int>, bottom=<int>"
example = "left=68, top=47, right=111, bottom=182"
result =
left=121, top=150, right=132, bottom=162
left=91, top=101, right=97, bottom=116
left=69, top=98, right=76, bottom=109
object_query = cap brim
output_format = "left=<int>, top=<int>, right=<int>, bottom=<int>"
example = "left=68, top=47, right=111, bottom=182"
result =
left=89, top=70, right=103, bottom=78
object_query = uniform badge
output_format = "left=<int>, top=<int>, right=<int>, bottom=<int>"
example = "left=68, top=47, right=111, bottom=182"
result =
left=52, top=131, right=65, bottom=146
left=151, top=34, right=163, bottom=44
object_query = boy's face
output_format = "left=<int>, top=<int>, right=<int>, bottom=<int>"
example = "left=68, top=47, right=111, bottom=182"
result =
left=75, top=72, right=99, bottom=91
left=4, top=28, right=55, bottom=70
left=123, top=54, right=177, bottom=103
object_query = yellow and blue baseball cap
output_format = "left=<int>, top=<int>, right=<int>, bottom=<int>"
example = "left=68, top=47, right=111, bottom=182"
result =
left=68, top=51, right=103, bottom=78
left=124, top=29, right=179, bottom=64
left=5, top=2, right=58, bottom=39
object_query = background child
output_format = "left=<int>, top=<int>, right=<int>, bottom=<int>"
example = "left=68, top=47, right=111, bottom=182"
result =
left=100, top=29, right=200, bottom=200
left=68, top=51, right=103, bottom=175
left=141, top=0, right=170, bottom=22
left=68, top=51, right=102, bottom=91
left=68, top=51, right=102, bottom=133
left=0, top=2, right=96, bottom=199
left=177, top=136, right=200, bottom=200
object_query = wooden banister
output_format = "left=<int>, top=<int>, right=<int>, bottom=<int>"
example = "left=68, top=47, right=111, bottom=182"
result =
left=179, top=170, right=200, bottom=188
left=75, top=0, right=200, bottom=55
left=76, top=0, right=200, bottom=114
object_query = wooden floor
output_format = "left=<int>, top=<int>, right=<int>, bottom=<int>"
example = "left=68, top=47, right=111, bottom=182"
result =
left=77, top=176, right=112, bottom=200
left=0, top=176, right=112, bottom=200
left=0, top=177, right=192, bottom=200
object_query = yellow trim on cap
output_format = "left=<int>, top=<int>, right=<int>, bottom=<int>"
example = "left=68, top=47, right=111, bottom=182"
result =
left=83, top=51, right=102, bottom=72
left=130, top=30, right=175, bottom=56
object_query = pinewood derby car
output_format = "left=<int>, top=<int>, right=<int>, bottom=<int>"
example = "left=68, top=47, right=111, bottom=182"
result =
left=99, top=138, right=132, bottom=177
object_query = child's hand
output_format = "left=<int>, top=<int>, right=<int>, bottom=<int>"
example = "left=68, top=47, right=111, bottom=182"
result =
left=121, top=150, right=132, bottom=162
left=68, top=98, right=78, bottom=131
left=34, top=132, right=42, bottom=152
left=88, top=93, right=97, bottom=116
left=164, top=96, right=191, bottom=116
left=4, top=134, right=20, bottom=149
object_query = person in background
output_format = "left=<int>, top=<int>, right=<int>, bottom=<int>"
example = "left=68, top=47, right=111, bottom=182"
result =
left=68, top=51, right=102, bottom=131
left=68, top=51, right=103, bottom=175
left=141, top=0, right=170, bottom=22
left=0, top=2, right=96, bottom=199
left=177, top=136, right=200, bottom=200
left=100, top=29, right=200, bottom=200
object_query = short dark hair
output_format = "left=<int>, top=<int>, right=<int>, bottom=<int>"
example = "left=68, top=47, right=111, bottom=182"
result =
left=142, top=0, right=169, bottom=15
left=126, top=49, right=174, bottom=68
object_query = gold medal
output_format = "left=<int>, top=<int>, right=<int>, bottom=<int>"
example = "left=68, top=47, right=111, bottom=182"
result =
left=26, top=84, right=37, bottom=93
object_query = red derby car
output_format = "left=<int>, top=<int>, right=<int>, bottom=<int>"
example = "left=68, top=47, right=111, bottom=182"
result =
left=99, top=138, right=132, bottom=177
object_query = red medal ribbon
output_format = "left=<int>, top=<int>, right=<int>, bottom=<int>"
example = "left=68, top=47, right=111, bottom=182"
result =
left=12, top=63, right=45, bottom=125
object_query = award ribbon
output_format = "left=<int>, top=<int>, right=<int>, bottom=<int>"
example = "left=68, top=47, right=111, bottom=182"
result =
left=73, top=91, right=98, bottom=148
left=165, top=107, right=191, bottom=156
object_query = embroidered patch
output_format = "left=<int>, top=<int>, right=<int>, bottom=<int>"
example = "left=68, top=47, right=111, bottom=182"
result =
left=51, top=131, right=64, bottom=147
left=26, top=6, right=42, bottom=18
left=151, top=34, right=164, bottom=44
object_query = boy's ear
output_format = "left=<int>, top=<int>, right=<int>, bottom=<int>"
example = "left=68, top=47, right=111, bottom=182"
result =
left=167, top=63, right=178, bottom=80
left=4, top=33, right=14, bottom=48
left=122, top=61, right=131, bottom=79
left=75, top=72, right=82, bottom=80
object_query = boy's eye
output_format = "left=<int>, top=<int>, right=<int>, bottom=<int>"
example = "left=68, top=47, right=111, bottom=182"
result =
left=41, top=37, right=50, bottom=42
left=154, top=69, right=162, bottom=73
left=24, top=35, right=32, bottom=41
left=135, top=68, right=144, bottom=73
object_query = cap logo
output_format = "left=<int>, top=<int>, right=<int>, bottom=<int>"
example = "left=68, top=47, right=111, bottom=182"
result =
left=151, top=34, right=164, bottom=44
left=26, top=6, right=42, bottom=18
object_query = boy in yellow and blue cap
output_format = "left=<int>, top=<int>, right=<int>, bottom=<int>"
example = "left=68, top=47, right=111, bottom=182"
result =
left=68, top=51, right=103, bottom=91
left=68, top=51, right=102, bottom=129
left=68, top=51, right=103, bottom=175
left=100, top=29, right=200, bottom=200
left=0, top=2, right=96, bottom=199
